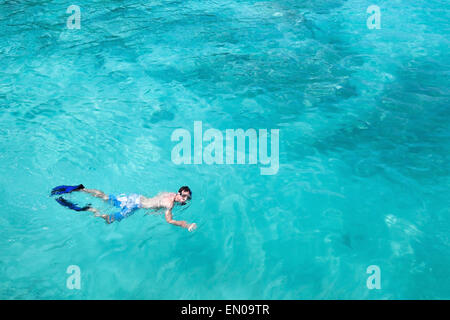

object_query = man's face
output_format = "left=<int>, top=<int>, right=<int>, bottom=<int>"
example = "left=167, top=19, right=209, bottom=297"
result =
left=177, top=190, right=191, bottom=204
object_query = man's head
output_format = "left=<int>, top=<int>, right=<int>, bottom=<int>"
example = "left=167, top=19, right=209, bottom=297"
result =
left=175, top=186, right=192, bottom=205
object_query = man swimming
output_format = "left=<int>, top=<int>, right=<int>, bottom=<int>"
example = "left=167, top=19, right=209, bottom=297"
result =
left=51, top=184, right=196, bottom=231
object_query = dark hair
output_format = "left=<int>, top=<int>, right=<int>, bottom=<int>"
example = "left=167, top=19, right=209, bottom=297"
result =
left=178, top=186, right=192, bottom=197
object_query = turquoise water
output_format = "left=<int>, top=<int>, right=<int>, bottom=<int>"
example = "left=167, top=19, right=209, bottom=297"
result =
left=1, top=0, right=449, bottom=299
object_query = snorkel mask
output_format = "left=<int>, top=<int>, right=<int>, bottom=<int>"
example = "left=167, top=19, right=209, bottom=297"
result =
left=178, top=191, right=192, bottom=206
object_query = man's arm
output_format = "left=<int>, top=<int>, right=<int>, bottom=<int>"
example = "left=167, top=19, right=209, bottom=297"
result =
left=165, top=208, right=196, bottom=231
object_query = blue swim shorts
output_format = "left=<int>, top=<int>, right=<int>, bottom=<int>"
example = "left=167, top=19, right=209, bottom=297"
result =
left=108, top=193, right=141, bottom=222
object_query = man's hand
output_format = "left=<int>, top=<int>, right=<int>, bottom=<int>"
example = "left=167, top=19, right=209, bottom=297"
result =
left=165, top=209, right=196, bottom=231
left=187, top=223, right=197, bottom=232
left=179, top=221, right=197, bottom=232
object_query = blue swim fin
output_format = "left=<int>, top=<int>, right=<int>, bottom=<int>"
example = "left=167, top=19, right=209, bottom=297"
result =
left=55, top=197, right=91, bottom=212
left=51, top=184, right=84, bottom=196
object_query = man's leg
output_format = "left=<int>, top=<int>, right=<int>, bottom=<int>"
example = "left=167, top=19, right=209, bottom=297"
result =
left=78, top=187, right=115, bottom=223
left=81, top=188, right=109, bottom=201
left=86, top=207, right=112, bottom=224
